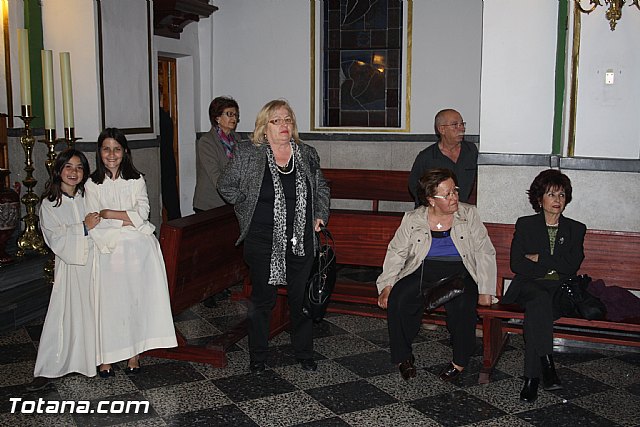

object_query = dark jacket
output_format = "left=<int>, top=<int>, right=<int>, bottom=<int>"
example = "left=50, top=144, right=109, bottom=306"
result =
left=502, top=212, right=586, bottom=304
left=408, top=140, right=478, bottom=204
left=217, top=141, right=330, bottom=245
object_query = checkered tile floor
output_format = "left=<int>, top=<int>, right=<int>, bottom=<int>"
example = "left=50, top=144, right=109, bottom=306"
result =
left=1, top=285, right=639, bottom=426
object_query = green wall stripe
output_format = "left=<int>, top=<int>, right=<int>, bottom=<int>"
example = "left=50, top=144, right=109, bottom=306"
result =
left=552, top=0, right=568, bottom=155
left=24, top=0, right=44, bottom=128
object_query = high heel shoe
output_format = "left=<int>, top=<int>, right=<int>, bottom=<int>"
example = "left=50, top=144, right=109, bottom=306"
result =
left=540, top=355, right=562, bottom=390
left=520, top=377, right=540, bottom=402
left=398, top=354, right=416, bottom=381
left=98, top=367, right=115, bottom=378
left=124, top=356, right=141, bottom=375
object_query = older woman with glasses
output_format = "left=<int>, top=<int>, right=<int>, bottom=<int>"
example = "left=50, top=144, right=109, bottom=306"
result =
left=503, top=169, right=586, bottom=403
left=193, top=96, right=241, bottom=212
left=377, top=168, right=496, bottom=381
left=218, top=99, right=330, bottom=373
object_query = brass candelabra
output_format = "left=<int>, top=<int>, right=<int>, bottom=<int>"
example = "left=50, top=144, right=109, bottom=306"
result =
left=16, top=105, right=47, bottom=257
left=64, top=127, right=81, bottom=148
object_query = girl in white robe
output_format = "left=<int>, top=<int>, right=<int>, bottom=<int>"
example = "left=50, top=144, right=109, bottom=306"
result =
left=32, top=149, right=101, bottom=384
left=86, top=128, right=177, bottom=377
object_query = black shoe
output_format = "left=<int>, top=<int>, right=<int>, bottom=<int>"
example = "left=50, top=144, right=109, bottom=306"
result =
left=540, top=355, right=563, bottom=390
left=297, top=358, right=318, bottom=372
left=439, top=362, right=463, bottom=382
left=124, top=366, right=141, bottom=375
left=249, top=361, right=266, bottom=373
left=124, top=357, right=141, bottom=374
left=398, top=354, right=416, bottom=380
left=520, top=377, right=540, bottom=402
left=98, top=368, right=115, bottom=378
left=26, top=377, right=52, bottom=392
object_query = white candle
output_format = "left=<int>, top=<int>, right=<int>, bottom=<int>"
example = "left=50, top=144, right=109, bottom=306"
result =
left=60, top=52, right=74, bottom=128
left=41, top=50, right=55, bottom=129
left=17, top=29, right=31, bottom=106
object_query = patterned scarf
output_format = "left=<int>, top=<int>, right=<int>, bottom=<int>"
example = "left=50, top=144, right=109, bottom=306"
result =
left=265, top=141, right=308, bottom=286
left=216, top=127, right=236, bottom=159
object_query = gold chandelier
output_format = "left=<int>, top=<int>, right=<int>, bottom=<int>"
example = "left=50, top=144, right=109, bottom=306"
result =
left=575, top=0, right=640, bottom=30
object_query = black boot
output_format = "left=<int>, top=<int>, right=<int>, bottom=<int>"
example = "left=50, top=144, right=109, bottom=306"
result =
left=519, top=377, right=539, bottom=402
left=540, top=354, right=563, bottom=390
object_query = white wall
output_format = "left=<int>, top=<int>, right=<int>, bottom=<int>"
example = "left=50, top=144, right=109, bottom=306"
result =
left=571, top=7, right=640, bottom=159
left=411, top=0, right=483, bottom=133
left=41, top=0, right=101, bottom=140
left=480, top=0, right=558, bottom=155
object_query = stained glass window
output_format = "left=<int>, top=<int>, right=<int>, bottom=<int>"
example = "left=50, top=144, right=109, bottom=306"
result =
left=322, top=0, right=403, bottom=128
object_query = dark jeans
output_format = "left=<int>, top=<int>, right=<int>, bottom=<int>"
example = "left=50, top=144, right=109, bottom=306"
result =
left=243, top=230, right=314, bottom=363
left=387, top=261, right=479, bottom=366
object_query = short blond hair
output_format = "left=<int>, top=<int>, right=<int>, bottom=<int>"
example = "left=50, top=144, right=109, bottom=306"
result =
left=250, top=99, right=301, bottom=146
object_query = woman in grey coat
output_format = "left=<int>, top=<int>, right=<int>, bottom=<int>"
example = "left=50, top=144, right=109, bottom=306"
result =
left=218, top=99, right=330, bottom=373
left=193, top=96, right=240, bottom=212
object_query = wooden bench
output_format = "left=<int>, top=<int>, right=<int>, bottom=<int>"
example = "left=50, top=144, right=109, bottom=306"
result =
left=145, top=205, right=249, bottom=367
left=264, top=169, right=640, bottom=383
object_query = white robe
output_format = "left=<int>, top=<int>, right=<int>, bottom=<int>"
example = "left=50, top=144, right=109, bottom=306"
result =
left=85, top=176, right=177, bottom=364
left=35, top=194, right=97, bottom=378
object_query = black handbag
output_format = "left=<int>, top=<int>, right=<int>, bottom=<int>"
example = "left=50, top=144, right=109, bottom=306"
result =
left=553, top=274, right=607, bottom=320
left=302, top=226, right=336, bottom=322
left=422, top=272, right=466, bottom=312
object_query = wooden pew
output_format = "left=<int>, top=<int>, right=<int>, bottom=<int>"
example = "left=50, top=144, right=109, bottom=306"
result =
left=267, top=169, right=640, bottom=384
left=144, top=206, right=248, bottom=367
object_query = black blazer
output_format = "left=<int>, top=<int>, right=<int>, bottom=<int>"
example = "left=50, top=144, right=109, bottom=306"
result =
left=502, top=213, right=586, bottom=304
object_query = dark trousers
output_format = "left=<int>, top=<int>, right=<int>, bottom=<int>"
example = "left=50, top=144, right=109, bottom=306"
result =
left=512, top=279, right=561, bottom=378
left=387, top=263, right=479, bottom=366
left=243, top=232, right=314, bottom=362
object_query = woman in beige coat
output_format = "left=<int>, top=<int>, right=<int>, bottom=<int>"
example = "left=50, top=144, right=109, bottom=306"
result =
left=377, top=168, right=496, bottom=381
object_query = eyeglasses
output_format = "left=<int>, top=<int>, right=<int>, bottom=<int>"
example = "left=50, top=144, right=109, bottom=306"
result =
left=222, top=111, right=239, bottom=118
left=433, top=187, right=460, bottom=200
left=442, top=122, right=466, bottom=128
left=269, top=117, right=294, bottom=126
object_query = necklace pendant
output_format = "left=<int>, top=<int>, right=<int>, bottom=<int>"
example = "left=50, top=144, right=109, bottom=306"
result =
left=436, top=223, right=443, bottom=230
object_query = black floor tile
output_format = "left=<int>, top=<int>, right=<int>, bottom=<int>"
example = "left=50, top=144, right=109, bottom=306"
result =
left=356, top=328, right=391, bottom=348
left=0, top=342, right=37, bottom=364
left=125, top=361, right=206, bottom=390
left=263, top=343, right=326, bottom=368
left=516, top=402, right=619, bottom=427
left=409, top=389, right=506, bottom=426
left=549, top=367, right=613, bottom=400
left=213, top=370, right=297, bottom=402
left=334, top=350, right=396, bottom=378
left=306, top=379, right=397, bottom=415
left=312, top=319, right=349, bottom=338
left=553, top=351, right=607, bottom=366
left=625, top=381, right=640, bottom=397
left=164, top=404, right=258, bottom=426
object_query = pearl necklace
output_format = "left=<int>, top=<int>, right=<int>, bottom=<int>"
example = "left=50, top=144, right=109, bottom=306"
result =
left=277, top=154, right=295, bottom=175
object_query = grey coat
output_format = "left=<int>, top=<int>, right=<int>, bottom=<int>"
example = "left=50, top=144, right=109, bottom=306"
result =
left=193, top=128, right=240, bottom=211
left=217, top=141, right=330, bottom=245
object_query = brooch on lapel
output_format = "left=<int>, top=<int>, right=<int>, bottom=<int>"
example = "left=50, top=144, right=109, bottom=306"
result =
left=558, top=237, right=565, bottom=245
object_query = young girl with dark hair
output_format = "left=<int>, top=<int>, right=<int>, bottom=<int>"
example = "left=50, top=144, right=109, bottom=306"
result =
left=28, top=149, right=100, bottom=390
left=86, top=128, right=176, bottom=377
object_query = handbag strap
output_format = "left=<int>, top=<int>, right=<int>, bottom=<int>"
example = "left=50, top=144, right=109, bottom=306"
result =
left=316, top=226, right=336, bottom=263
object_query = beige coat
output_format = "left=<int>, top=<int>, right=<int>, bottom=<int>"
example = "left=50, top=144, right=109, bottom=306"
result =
left=376, top=204, right=497, bottom=296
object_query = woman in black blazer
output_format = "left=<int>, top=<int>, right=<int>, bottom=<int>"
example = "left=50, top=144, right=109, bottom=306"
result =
left=502, top=169, right=586, bottom=403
